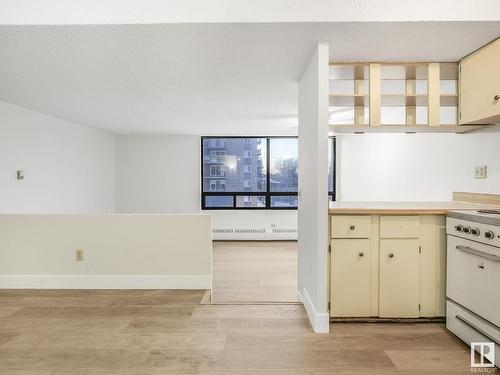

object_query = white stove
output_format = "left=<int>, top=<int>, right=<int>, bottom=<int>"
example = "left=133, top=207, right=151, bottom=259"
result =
left=446, top=210, right=500, bottom=368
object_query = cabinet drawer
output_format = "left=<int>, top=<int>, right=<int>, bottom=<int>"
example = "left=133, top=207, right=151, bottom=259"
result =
left=380, top=216, right=420, bottom=238
left=331, top=215, right=371, bottom=238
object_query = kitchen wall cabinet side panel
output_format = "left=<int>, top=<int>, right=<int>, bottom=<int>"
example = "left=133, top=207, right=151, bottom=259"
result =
left=369, top=63, right=381, bottom=127
left=428, top=63, right=440, bottom=127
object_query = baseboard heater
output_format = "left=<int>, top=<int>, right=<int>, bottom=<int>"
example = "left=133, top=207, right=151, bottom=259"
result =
left=212, top=227, right=297, bottom=240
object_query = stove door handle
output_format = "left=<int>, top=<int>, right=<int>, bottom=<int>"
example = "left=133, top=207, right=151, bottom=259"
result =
left=456, top=315, right=500, bottom=345
left=456, top=245, right=500, bottom=263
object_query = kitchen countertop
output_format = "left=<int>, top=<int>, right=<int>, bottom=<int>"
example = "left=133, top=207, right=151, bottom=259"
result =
left=329, top=201, right=500, bottom=215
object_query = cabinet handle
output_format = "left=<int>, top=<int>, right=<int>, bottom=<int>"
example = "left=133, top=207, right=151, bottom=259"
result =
left=350, top=225, right=356, bottom=230
left=388, top=253, right=394, bottom=258
left=358, top=252, right=364, bottom=257
left=495, top=95, right=500, bottom=101
left=478, top=264, right=485, bottom=269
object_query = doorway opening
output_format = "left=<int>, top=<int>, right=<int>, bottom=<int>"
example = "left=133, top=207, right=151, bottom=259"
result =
left=201, top=137, right=335, bottom=303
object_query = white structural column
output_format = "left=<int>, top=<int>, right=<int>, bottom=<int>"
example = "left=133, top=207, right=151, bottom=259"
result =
left=297, top=42, right=330, bottom=333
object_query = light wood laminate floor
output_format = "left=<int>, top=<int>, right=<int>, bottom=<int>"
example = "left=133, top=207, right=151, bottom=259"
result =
left=212, top=241, right=298, bottom=302
left=0, top=289, right=485, bottom=374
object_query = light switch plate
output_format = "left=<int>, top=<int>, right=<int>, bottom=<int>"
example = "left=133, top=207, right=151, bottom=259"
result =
left=474, top=165, right=487, bottom=179
left=75, top=249, right=84, bottom=261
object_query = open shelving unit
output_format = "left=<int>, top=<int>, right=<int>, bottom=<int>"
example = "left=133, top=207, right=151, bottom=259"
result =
left=328, top=61, right=481, bottom=133
left=329, top=64, right=369, bottom=126
left=380, top=63, right=429, bottom=126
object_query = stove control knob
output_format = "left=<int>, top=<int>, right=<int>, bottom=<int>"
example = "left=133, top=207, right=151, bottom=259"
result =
left=485, top=230, right=495, bottom=239
left=455, top=225, right=464, bottom=232
left=471, top=228, right=480, bottom=236
left=463, top=226, right=472, bottom=234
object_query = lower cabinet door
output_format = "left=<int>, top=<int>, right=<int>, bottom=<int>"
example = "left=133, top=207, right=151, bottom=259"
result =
left=331, top=239, right=370, bottom=317
left=379, top=239, right=420, bottom=318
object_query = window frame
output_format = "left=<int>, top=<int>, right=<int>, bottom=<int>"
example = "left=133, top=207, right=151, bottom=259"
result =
left=201, top=136, right=336, bottom=210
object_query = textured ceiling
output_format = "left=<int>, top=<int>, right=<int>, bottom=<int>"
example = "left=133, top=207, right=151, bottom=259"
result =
left=1, top=22, right=499, bottom=135
left=2, top=0, right=500, bottom=24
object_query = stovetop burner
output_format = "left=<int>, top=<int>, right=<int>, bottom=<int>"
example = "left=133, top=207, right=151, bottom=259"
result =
left=477, top=209, right=500, bottom=215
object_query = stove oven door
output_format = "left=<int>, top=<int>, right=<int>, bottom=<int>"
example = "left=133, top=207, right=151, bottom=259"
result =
left=447, top=235, right=500, bottom=327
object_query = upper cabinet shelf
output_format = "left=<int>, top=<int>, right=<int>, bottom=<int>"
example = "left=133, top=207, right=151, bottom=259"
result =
left=328, top=61, right=478, bottom=133
left=459, top=37, right=500, bottom=125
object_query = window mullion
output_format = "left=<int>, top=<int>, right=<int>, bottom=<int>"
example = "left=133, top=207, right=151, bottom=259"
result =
left=265, top=137, right=271, bottom=208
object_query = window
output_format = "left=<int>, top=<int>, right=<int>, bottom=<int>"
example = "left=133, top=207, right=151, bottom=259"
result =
left=328, top=137, right=336, bottom=201
left=236, top=195, right=265, bottom=208
left=210, top=165, right=225, bottom=177
left=209, top=139, right=225, bottom=148
left=209, top=180, right=226, bottom=192
left=209, top=150, right=225, bottom=163
left=201, top=137, right=336, bottom=209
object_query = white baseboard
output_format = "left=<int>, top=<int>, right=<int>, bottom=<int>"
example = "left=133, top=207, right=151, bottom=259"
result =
left=0, top=274, right=211, bottom=289
left=298, top=288, right=330, bottom=333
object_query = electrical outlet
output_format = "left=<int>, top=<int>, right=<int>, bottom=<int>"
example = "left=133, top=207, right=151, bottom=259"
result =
left=75, top=249, right=84, bottom=261
left=474, top=165, right=487, bottom=179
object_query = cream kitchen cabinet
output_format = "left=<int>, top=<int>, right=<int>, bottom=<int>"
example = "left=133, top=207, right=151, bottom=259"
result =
left=459, top=37, right=500, bottom=125
left=379, top=239, right=420, bottom=317
left=329, top=214, right=445, bottom=319
left=329, top=215, right=379, bottom=317
left=330, top=239, right=371, bottom=317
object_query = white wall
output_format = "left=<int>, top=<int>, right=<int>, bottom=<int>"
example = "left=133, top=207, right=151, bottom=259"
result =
left=0, top=214, right=212, bottom=289
left=115, top=134, right=298, bottom=239
left=298, top=43, right=329, bottom=333
left=115, top=135, right=201, bottom=213
left=0, top=101, right=115, bottom=214
left=337, top=132, right=500, bottom=201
